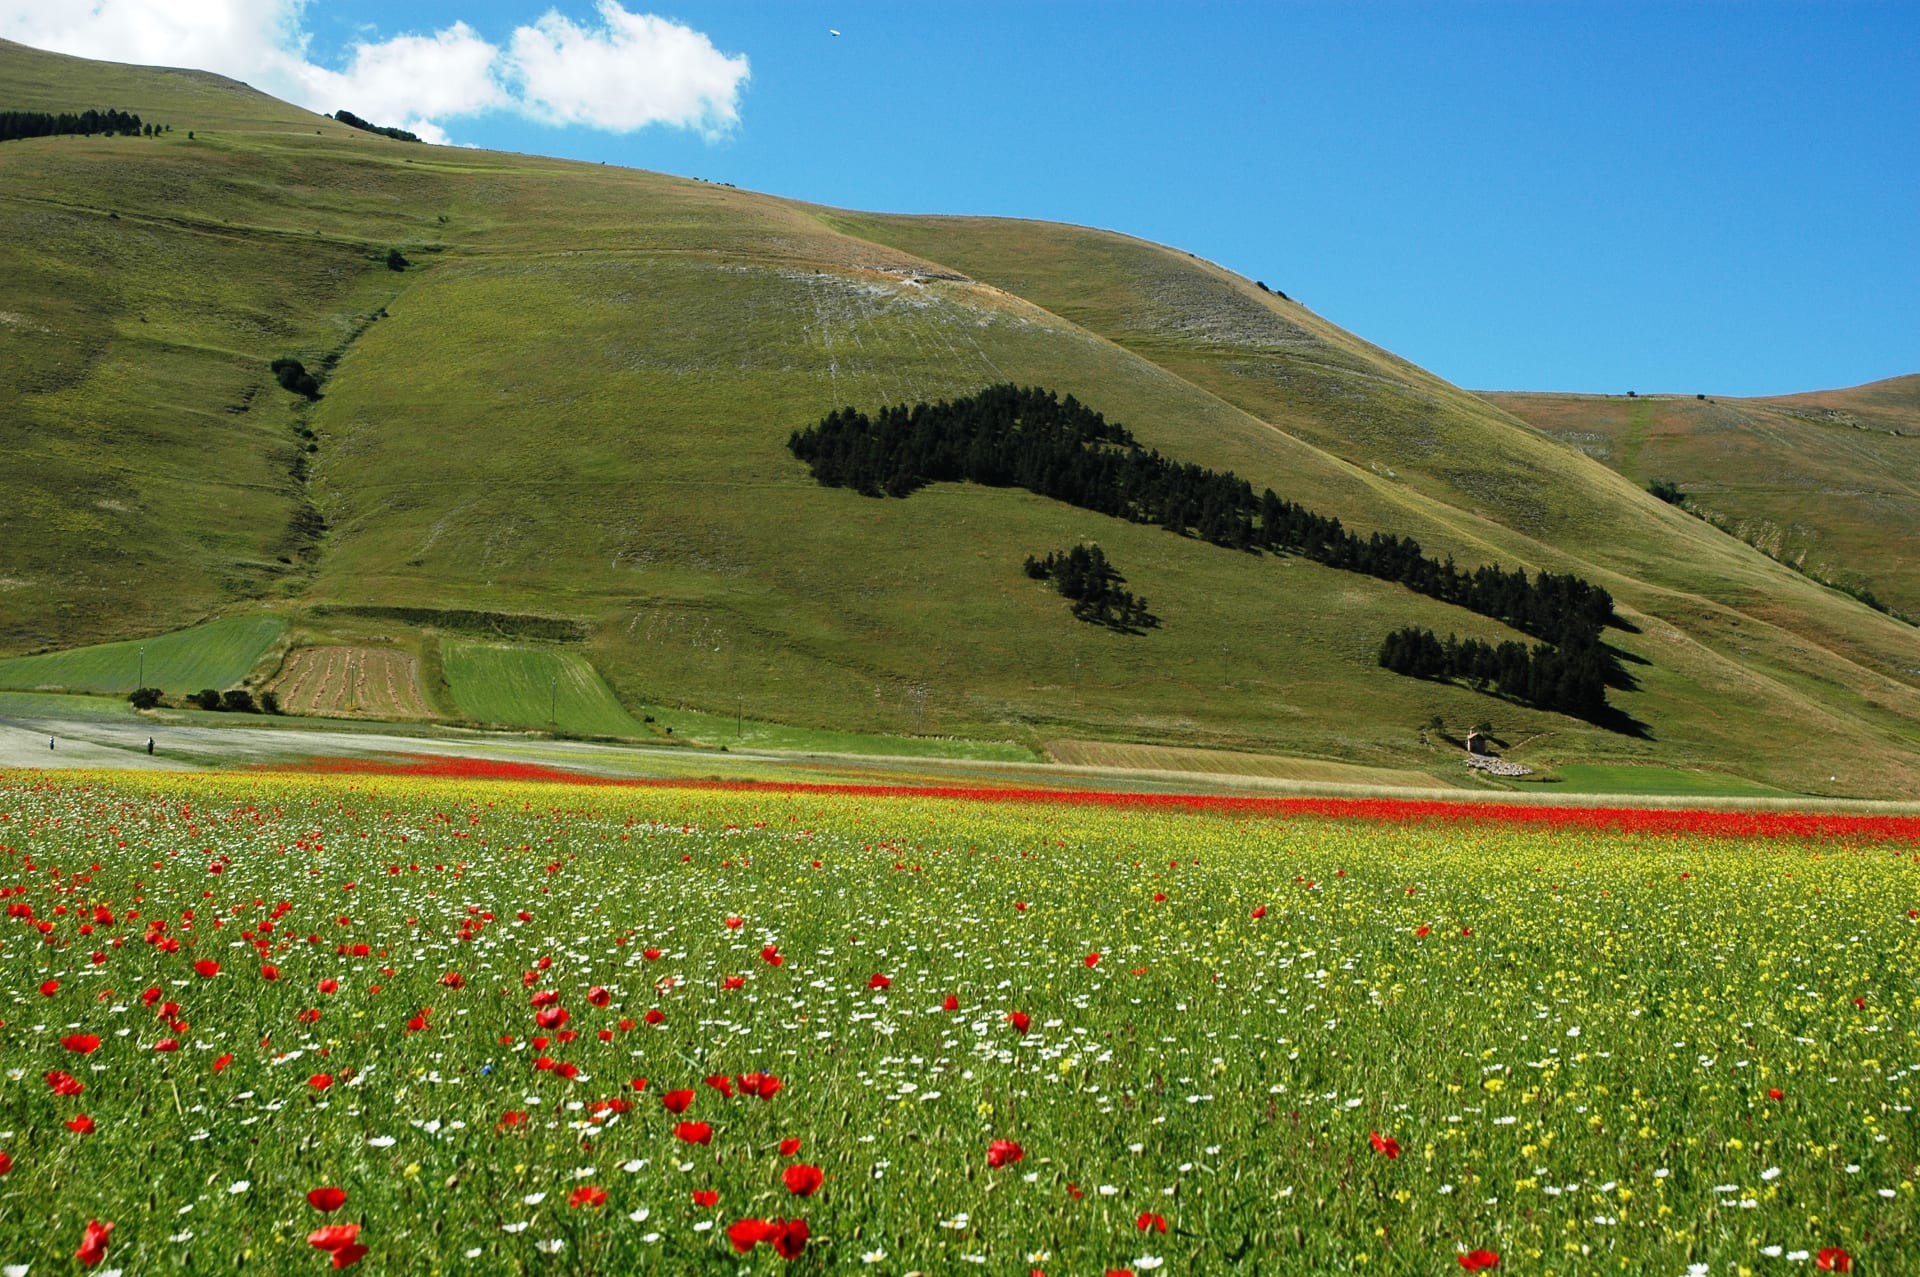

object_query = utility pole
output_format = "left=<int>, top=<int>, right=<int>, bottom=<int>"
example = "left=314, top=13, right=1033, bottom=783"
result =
left=549, top=675, right=556, bottom=726
left=137, top=645, right=144, bottom=690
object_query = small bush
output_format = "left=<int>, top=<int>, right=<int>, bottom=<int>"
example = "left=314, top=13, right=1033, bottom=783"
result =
left=261, top=690, right=281, bottom=715
left=190, top=688, right=222, bottom=711
left=129, top=687, right=163, bottom=709
left=270, top=358, right=320, bottom=400
left=222, top=689, right=256, bottom=713
left=386, top=247, right=409, bottom=272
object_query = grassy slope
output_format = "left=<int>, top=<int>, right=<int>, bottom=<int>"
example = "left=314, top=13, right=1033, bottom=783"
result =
left=5, top=41, right=1920, bottom=795
left=1488, top=378, right=1920, bottom=616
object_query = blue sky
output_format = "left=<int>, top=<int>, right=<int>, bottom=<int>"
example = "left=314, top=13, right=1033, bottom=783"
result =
left=10, top=1, right=1915, bottom=396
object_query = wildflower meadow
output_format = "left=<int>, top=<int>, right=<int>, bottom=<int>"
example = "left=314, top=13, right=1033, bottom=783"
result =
left=0, top=765, right=1914, bottom=1274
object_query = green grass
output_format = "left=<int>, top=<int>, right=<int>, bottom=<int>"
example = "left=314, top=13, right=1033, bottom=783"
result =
left=0, top=770, right=1912, bottom=1275
left=0, top=614, right=283, bottom=694
left=1512, top=762, right=1791, bottom=797
left=0, top=689, right=142, bottom=721
left=645, top=700, right=1035, bottom=760
left=440, top=639, right=650, bottom=736
left=6, top=39, right=1920, bottom=799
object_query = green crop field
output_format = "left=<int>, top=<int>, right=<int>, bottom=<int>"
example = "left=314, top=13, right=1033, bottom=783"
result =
left=0, top=768, right=1912, bottom=1275
left=440, top=640, right=651, bottom=737
left=0, top=614, right=283, bottom=694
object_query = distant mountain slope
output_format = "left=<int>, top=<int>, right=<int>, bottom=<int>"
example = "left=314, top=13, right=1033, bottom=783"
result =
left=6, top=38, right=1920, bottom=796
left=1489, top=377, right=1920, bottom=618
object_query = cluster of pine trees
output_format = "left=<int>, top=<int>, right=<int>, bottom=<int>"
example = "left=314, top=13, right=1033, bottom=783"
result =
left=1377, top=627, right=1611, bottom=719
left=788, top=384, right=1616, bottom=649
left=331, top=109, right=421, bottom=143
left=1024, top=545, right=1157, bottom=632
left=0, top=108, right=155, bottom=142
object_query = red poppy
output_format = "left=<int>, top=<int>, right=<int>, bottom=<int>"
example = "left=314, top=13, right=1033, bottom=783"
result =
left=535, top=1007, right=569, bottom=1030
left=308, top=1187, right=348, bottom=1212
left=330, top=1244, right=369, bottom=1269
left=318, top=978, right=338, bottom=994
left=587, top=985, right=611, bottom=1007
left=213, top=1053, right=233, bottom=1073
left=674, top=1121, right=713, bottom=1145
left=260, top=964, right=280, bottom=981
left=1136, top=1212, right=1167, bottom=1232
left=1014, top=902, right=1027, bottom=911
left=691, top=1189, right=719, bottom=1208
left=630, top=1077, right=648, bottom=1091
left=61, top=1033, right=101, bottom=1054
left=1768, top=1088, right=1784, bottom=1101
left=768, top=1218, right=809, bottom=1259
left=1459, top=1251, right=1500, bottom=1272
left=74, top=1218, right=113, bottom=1268
left=643, top=948, right=663, bottom=960
left=942, top=994, right=959, bottom=1011
left=193, top=959, right=220, bottom=977
left=779, top=1137, right=803, bottom=1156
left=309, top=1073, right=333, bottom=1091
left=569, top=1185, right=607, bottom=1208
left=721, top=975, right=745, bottom=990
left=662, top=1089, right=695, bottom=1114
left=705, top=1074, right=735, bottom=1098
left=1008, top=1011, right=1031, bottom=1034
left=725, top=916, right=744, bottom=929
left=46, top=1070, right=84, bottom=1096
left=153, top=1037, right=180, bottom=1052
left=66, top=1114, right=95, bottom=1134
left=1084, top=952, right=1100, bottom=968
left=868, top=973, right=891, bottom=989
left=1066, top=1182, right=1084, bottom=1200
left=1251, top=905, right=1267, bottom=919
left=761, top=945, right=783, bottom=965
left=737, top=1071, right=783, bottom=1099
left=1461, top=927, right=1473, bottom=937
left=783, top=1164, right=824, bottom=1196
left=1817, top=1250, right=1853, bottom=1273
left=39, top=979, right=59, bottom=996
left=1370, top=1130, right=1401, bottom=1159
left=0, top=1152, right=11, bottom=1175
left=987, top=1139, right=1024, bottom=1168
left=1153, top=891, right=1167, bottom=902
left=309, top=1223, right=361, bottom=1252
left=440, top=972, right=467, bottom=990
left=728, top=1218, right=772, bottom=1253
left=1415, top=926, right=1431, bottom=938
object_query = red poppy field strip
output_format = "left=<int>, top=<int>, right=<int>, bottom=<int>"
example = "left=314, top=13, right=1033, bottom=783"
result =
left=278, top=752, right=1920, bottom=844
left=0, top=769, right=1910, bottom=1274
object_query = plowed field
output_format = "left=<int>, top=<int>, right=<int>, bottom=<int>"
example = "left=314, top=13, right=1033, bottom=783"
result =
left=269, top=646, right=431, bottom=719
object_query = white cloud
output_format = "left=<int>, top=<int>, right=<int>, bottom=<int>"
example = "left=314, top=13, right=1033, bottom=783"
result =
left=509, top=2, right=749, bottom=136
left=0, top=0, right=749, bottom=143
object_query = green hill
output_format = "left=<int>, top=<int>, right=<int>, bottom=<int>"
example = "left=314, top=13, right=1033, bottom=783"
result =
left=1489, top=378, right=1920, bottom=619
left=5, top=38, right=1920, bottom=797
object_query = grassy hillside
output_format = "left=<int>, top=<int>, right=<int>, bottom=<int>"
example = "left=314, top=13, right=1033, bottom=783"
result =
left=1490, top=378, right=1920, bottom=617
left=5, top=39, right=1920, bottom=796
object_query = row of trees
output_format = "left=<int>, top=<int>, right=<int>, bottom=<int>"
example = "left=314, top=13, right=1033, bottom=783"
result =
left=1024, top=545, right=1157, bottom=633
left=131, top=687, right=279, bottom=713
left=1377, top=627, right=1611, bottom=719
left=788, top=384, right=1616, bottom=650
left=331, top=109, right=421, bottom=143
left=0, top=109, right=163, bottom=142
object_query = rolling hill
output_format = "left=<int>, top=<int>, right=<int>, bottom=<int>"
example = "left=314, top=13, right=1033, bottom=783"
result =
left=1489, top=378, right=1920, bottom=620
left=5, top=37, right=1920, bottom=797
